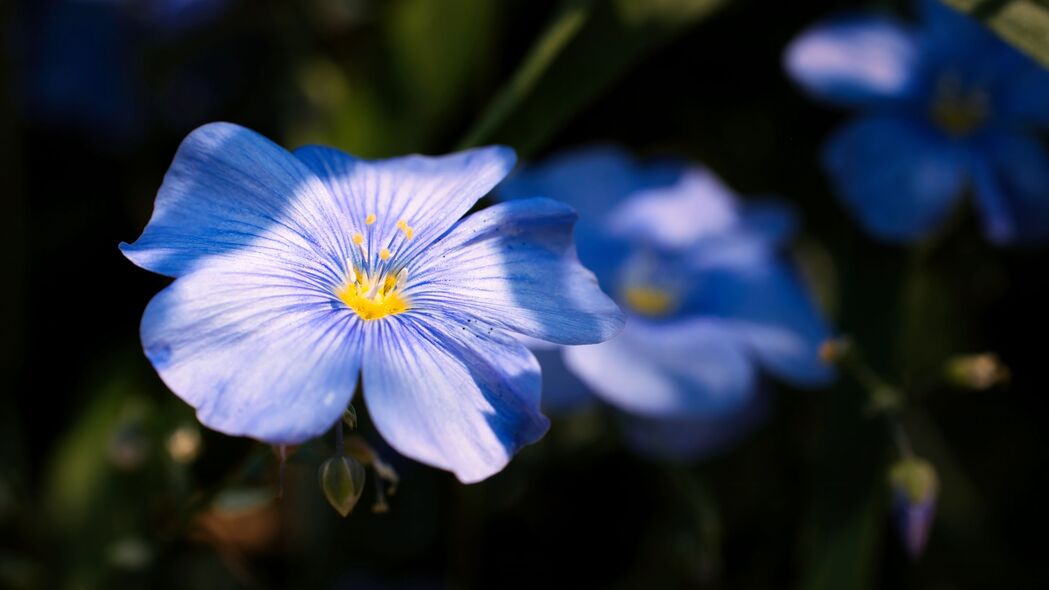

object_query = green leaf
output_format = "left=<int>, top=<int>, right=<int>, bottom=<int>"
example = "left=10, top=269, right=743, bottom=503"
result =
left=943, top=0, right=1049, bottom=68
left=458, top=0, right=728, bottom=156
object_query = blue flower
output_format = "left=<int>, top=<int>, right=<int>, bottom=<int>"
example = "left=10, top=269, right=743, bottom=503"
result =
left=15, top=0, right=231, bottom=143
left=785, top=0, right=1049, bottom=245
left=121, top=123, right=624, bottom=483
left=499, top=147, right=834, bottom=461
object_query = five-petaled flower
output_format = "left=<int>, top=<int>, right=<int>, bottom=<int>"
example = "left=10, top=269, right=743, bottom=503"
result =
left=499, top=148, right=834, bottom=460
left=121, top=123, right=624, bottom=483
left=785, top=0, right=1049, bottom=245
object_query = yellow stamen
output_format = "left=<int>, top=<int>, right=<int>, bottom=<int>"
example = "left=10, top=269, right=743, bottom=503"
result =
left=396, top=219, right=415, bottom=240
left=352, top=232, right=364, bottom=246
left=379, top=248, right=391, bottom=261
left=335, top=270, right=410, bottom=321
left=623, top=285, right=674, bottom=317
left=365, top=213, right=377, bottom=225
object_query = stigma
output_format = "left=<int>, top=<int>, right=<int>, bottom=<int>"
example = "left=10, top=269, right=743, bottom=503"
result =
left=336, top=267, right=410, bottom=320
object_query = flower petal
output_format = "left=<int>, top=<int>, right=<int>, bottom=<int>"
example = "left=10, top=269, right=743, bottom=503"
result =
left=140, top=257, right=363, bottom=444
left=497, top=145, right=684, bottom=221
left=408, top=198, right=625, bottom=345
left=533, top=347, right=597, bottom=414
left=293, top=144, right=516, bottom=270
left=361, top=316, right=549, bottom=484
left=785, top=15, right=921, bottom=108
left=971, top=132, right=1049, bottom=245
left=822, top=116, right=967, bottom=242
left=689, top=263, right=834, bottom=387
left=121, top=122, right=348, bottom=278
left=562, top=319, right=758, bottom=420
left=619, top=389, right=770, bottom=462
left=606, top=168, right=742, bottom=250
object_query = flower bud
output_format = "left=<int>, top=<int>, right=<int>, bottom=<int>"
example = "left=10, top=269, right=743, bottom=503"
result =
left=945, top=353, right=1009, bottom=390
left=818, top=337, right=852, bottom=365
left=889, top=457, right=938, bottom=560
left=342, top=405, right=358, bottom=430
left=319, top=455, right=366, bottom=517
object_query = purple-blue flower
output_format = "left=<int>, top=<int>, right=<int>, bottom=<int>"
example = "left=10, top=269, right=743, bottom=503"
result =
left=15, top=0, right=231, bottom=143
left=785, top=0, right=1049, bottom=245
left=499, top=147, right=834, bottom=461
left=121, top=123, right=624, bottom=483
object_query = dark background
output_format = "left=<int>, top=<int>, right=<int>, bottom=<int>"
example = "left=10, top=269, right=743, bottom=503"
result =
left=2, top=0, right=1048, bottom=588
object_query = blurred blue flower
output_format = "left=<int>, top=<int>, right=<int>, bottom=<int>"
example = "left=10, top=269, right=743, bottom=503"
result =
left=121, top=123, right=624, bottom=483
left=785, top=0, right=1049, bottom=245
left=499, top=148, right=834, bottom=461
left=15, top=0, right=231, bottom=143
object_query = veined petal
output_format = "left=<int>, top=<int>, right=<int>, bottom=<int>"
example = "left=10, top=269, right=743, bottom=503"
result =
left=120, top=122, right=349, bottom=279
left=691, top=263, right=834, bottom=387
left=293, top=144, right=516, bottom=270
left=785, top=14, right=921, bottom=108
left=140, top=257, right=363, bottom=444
left=562, top=319, right=758, bottom=420
left=408, top=198, right=625, bottom=345
left=361, top=316, right=549, bottom=484
left=822, top=115, right=967, bottom=242
left=971, top=132, right=1049, bottom=245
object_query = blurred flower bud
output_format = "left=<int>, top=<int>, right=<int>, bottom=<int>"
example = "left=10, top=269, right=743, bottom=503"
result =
left=107, top=537, right=152, bottom=571
left=319, top=455, right=366, bottom=517
left=889, top=457, right=939, bottom=560
left=945, top=353, right=1009, bottom=390
left=108, top=422, right=149, bottom=470
left=342, top=404, right=358, bottom=430
left=818, top=337, right=852, bottom=365
left=166, top=424, right=202, bottom=464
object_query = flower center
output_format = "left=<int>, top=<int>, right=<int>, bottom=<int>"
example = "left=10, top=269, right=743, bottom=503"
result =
left=333, top=212, right=415, bottom=320
left=621, top=284, right=675, bottom=317
left=336, top=269, right=409, bottom=320
left=930, top=74, right=987, bottom=137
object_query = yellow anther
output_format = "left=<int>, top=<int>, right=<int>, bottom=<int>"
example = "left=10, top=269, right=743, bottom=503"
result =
left=379, top=248, right=391, bottom=261
left=352, top=232, right=364, bottom=246
left=623, top=285, right=674, bottom=317
left=365, top=213, right=377, bottom=225
left=335, top=269, right=410, bottom=321
left=396, top=219, right=415, bottom=240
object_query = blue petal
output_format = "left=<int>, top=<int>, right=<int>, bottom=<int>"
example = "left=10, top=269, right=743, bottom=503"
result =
left=606, top=168, right=743, bottom=250
left=996, top=59, right=1049, bottom=129
left=785, top=14, right=921, bottom=107
left=140, top=257, right=363, bottom=444
left=690, top=263, right=835, bottom=387
left=533, top=347, right=597, bottom=414
left=294, top=144, right=517, bottom=272
left=121, top=122, right=349, bottom=278
left=361, top=316, right=549, bottom=484
left=562, top=319, right=758, bottom=419
left=407, top=198, right=625, bottom=345
left=822, top=116, right=967, bottom=242
left=971, top=132, right=1049, bottom=245
left=619, top=389, right=770, bottom=462
left=497, top=145, right=685, bottom=220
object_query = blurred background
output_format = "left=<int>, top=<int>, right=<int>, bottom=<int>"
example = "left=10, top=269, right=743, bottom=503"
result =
left=3, top=0, right=1049, bottom=588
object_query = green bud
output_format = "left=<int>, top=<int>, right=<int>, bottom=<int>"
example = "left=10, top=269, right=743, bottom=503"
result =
left=889, top=457, right=938, bottom=506
left=342, top=405, right=358, bottom=430
left=319, top=455, right=366, bottom=517
left=945, top=353, right=1009, bottom=390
